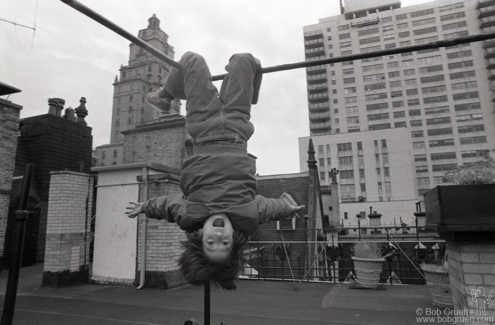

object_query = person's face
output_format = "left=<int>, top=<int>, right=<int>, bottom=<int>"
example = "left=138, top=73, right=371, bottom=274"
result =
left=202, top=213, right=234, bottom=263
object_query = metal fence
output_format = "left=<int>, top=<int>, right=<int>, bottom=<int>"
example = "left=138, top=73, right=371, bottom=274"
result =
left=242, top=226, right=445, bottom=286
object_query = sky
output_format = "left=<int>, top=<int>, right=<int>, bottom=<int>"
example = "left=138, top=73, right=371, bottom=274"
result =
left=1, top=0, right=431, bottom=176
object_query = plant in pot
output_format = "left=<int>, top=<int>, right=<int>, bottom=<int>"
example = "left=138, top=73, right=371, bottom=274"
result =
left=351, top=241, right=385, bottom=289
left=420, top=243, right=453, bottom=308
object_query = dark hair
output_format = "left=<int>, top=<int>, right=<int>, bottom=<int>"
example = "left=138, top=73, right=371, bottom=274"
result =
left=178, top=230, right=247, bottom=290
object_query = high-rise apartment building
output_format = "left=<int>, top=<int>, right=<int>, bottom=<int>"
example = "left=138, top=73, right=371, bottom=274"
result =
left=110, top=14, right=179, bottom=144
left=301, top=0, right=495, bottom=203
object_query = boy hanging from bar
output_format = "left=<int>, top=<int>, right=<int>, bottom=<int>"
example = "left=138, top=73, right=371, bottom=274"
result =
left=126, top=52, right=304, bottom=290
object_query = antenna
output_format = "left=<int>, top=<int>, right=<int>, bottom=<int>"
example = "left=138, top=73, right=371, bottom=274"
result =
left=0, top=0, right=38, bottom=50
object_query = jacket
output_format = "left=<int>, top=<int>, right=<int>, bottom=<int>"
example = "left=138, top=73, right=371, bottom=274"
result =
left=141, top=193, right=293, bottom=236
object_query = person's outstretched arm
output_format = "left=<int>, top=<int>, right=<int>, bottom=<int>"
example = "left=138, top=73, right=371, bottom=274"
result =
left=125, top=195, right=183, bottom=223
left=255, top=195, right=305, bottom=224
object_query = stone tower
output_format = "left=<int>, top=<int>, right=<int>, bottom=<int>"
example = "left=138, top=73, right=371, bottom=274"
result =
left=110, top=14, right=180, bottom=143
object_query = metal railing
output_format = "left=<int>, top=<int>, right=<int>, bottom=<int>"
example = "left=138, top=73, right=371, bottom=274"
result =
left=242, top=225, right=445, bottom=286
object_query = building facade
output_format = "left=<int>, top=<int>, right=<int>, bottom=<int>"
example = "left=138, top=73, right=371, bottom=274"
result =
left=299, top=128, right=418, bottom=226
left=302, top=0, right=495, bottom=200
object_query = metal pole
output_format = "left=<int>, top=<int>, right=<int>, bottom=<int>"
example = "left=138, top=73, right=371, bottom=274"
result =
left=204, top=283, right=210, bottom=325
left=59, top=0, right=495, bottom=81
left=1, top=164, right=35, bottom=325
left=60, top=0, right=182, bottom=71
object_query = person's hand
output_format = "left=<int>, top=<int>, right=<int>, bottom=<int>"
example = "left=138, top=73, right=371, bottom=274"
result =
left=291, top=205, right=305, bottom=219
left=126, top=202, right=143, bottom=218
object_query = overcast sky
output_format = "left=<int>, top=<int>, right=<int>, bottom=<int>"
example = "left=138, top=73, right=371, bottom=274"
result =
left=1, top=0, right=431, bottom=175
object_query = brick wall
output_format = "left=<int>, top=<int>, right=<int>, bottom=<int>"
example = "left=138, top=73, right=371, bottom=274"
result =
left=447, top=241, right=495, bottom=321
left=0, top=99, right=22, bottom=259
left=43, top=171, right=94, bottom=287
left=123, top=115, right=188, bottom=168
left=255, top=174, right=309, bottom=242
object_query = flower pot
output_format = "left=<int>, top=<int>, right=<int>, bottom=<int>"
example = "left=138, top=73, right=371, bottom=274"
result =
left=351, top=256, right=385, bottom=289
left=421, top=265, right=453, bottom=308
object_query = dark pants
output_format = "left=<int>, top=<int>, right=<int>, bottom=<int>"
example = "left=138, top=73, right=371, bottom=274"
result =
left=163, top=52, right=258, bottom=145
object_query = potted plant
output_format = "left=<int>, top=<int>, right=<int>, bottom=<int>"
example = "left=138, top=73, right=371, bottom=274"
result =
left=351, top=241, right=385, bottom=289
left=420, top=244, right=453, bottom=308
left=424, top=158, right=495, bottom=230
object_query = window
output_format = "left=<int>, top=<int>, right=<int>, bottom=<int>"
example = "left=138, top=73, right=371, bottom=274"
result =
left=440, top=11, right=466, bottom=21
left=339, top=156, right=353, bottom=166
left=431, top=152, right=456, bottom=160
left=346, top=106, right=359, bottom=115
left=458, top=124, right=485, bottom=133
left=102, top=151, right=106, bottom=159
left=456, top=113, right=483, bottom=122
left=368, top=123, right=391, bottom=130
left=394, top=111, right=406, bottom=118
left=358, top=28, right=379, bottom=36
left=337, top=143, right=352, bottom=152
left=344, top=77, right=355, bottom=84
left=412, top=18, right=436, bottom=27
left=448, top=60, right=473, bottom=70
left=383, top=25, right=394, bottom=32
left=414, top=26, right=437, bottom=36
left=422, top=85, right=446, bottom=94
left=425, top=106, right=449, bottom=115
left=395, top=121, right=406, bottom=128
left=419, top=65, right=443, bottom=74
left=429, top=139, right=455, bottom=147
left=404, top=69, right=416, bottom=76
left=460, top=136, right=487, bottom=144
left=340, top=184, right=356, bottom=199
left=450, top=71, right=476, bottom=80
left=389, top=71, right=400, bottom=79
left=340, top=170, right=354, bottom=179
left=442, top=21, right=468, bottom=31
left=339, top=33, right=351, bottom=40
left=461, top=150, right=490, bottom=158
left=343, top=68, right=354, bottom=75
left=413, top=141, right=425, bottom=149
left=382, top=17, right=393, bottom=23
left=409, top=109, right=421, bottom=116
left=406, top=89, right=419, bottom=96
left=277, top=218, right=296, bottom=231
left=412, top=130, right=424, bottom=138
left=344, top=87, right=357, bottom=94
left=393, top=101, right=404, bottom=108
left=408, top=99, right=420, bottom=106
left=113, top=150, right=117, bottom=158
left=365, top=93, right=388, bottom=101
left=452, top=81, right=477, bottom=91
left=363, top=73, right=385, bottom=82
left=416, top=165, right=428, bottom=173
left=410, top=120, right=422, bottom=127
left=340, top=41, right=352, bottom=48
left=427, top=117, right=451, bottom=125
left=391, top=91, right=403, bottom=98
left=362, top=64, right=384, bottom=72
left=432, top=164, right=458, bottom=172
left=387, top=61, right=399, bottom=69
left=338, top=24, right=350, bottom=31
left=420, top=75, right=445, bottom=83
left=417, top=177, right=430, bottom=187
left=364, top=83, right=386, bottom=91
left=366, top=103, right=389, bottom=111
left=367, top=113, right=389, bottom=121
left=415, top=154, right=427, bottom=162
left=345, top=97, right=358, bottom=104
left=423, top=96, right=448, bottom=104
left=396, top=14, right=408, bottom=20
left=439, top=2, right=464, bottom=12
left=447, top=50, right=472, bottom=60
left=453, top=92, right=479, bottom=101
left=415, top=36, right=438, bottom=44
left=411, top=8, right=434, bottom=18
left=347, top=116, right=360, bottom=124
left=427, top=127, right=453, bottom=136
left=454, top=103, right=481, bottom=111
left=348, top=126, right=360, bottom=132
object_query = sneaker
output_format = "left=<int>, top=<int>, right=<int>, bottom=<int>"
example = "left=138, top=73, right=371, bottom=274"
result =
left=252, top=57, right=262, bottom=105
left=146, top=88, right=172, bottom=113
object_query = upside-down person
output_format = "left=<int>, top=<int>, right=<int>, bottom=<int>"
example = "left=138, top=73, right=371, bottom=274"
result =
left=126, top=52, right=304, bottom=290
